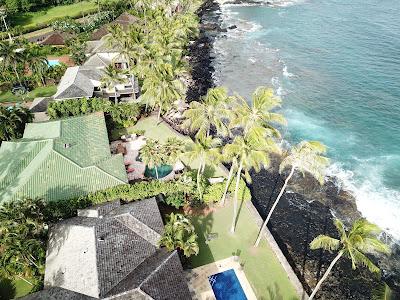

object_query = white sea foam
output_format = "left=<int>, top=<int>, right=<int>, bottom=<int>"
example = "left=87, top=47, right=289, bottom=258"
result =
left=265, top=0, right=308, bottom=7
left=283, top=65, right=294, bottom=77
left=249, top=57, right=257, bottom=63
left=327, top=162, right=400, bottom=241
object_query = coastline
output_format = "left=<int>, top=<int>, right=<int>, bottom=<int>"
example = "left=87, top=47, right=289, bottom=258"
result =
left=193, top=1, right=400, bottom=298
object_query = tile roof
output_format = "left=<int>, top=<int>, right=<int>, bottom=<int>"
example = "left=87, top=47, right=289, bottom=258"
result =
left=53, top=66, right=103, bottom=100
left=30, top=198, right=191, bottom=300
left=90, top=12, right=139, bottom=41
left=0, top=113, right=127, bottom=203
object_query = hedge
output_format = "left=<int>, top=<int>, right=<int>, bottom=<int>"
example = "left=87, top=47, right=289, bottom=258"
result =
left=203, top=178, right=251, bottom=203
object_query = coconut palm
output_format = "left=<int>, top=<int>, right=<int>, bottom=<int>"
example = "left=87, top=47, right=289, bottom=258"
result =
left=101, top=65, right=127, bottom=104
left=139, top=139, right=164, bottom=179
left=219, top=144, right=238, bottom=206
left=183, top=86, right=234, bottom=138
left=225, top=135, right=276, bottom=233
left=185, top=135, right=221, bottom=199
left=164, top=137, right=186, bottom=165
left=254, top=140, right=330, bottom=247
left=0, top=106, right=32, bottom=142
left=0, top=41, right=25, bottom=84
left=0, top=7, right=12, bottom=42
left=23, top=46, right=48, bottom=86
left=308, top=218, right=390, bottom=300
left=231, top=87, right=286, bottom=140
left=140, top=62, right=186, bottom=121
left=0, top=198, right=47, bottom=286
left=159, top=212, right=199, bottom=257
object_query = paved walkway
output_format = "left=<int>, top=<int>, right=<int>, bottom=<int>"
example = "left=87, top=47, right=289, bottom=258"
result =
left=185, top=256, right=257, bottom=300
left=246, top=201, right=309, bottom=300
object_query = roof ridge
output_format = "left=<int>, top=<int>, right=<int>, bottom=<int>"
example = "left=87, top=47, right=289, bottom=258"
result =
left=115, top=213, right=161, bottom=246
left=139, top=251, right=177, bottom=289
left=0, top=140, right=53, bottom=201
left=51, top=150, right=127, bottom=184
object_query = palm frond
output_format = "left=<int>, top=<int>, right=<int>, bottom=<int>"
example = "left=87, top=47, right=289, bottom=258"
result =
left=310, top=235, right=340, bottom=251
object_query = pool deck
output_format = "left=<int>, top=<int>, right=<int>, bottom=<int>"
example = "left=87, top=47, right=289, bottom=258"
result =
left=185, top=256, right=257, bottom=300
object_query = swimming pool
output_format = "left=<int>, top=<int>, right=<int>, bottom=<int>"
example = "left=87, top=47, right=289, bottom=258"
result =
left=47, top=59, right=60, bottom=67
left=208, top=269, right=247, bottom=300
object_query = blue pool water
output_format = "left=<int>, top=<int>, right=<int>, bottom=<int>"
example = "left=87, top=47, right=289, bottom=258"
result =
left=47, top=59, right=60, bottom=67
left=213, top=0, right=400, bottom=240
left=208, top=269, right=247, bottom=300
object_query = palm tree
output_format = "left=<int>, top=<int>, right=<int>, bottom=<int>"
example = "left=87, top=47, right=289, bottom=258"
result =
left=159, top=212, right=199, bottom=257
left=0, top=106, right=33, bottom=142
left=308, top=218, right=390, bottom=300
left=219, top=144, right=238, bottom=206
left=225, top=135, right=275, bottom=233
left=183, top=86, right=234, bottom=138
left=101, top=65, right=127, bottom=104
left=0, top=198, right=47, bottom=286
left=107, top=24, right=140, bottom=100
left=140, top=62, right=186, bottom=121
left=185, top=135, right=221, bottom=199
left=23, top=46, right=48, bottom=86
left=254, top=141, right=330, bottom=247
left=164, top=137, right=185, bottom=165
left=0, top=7, right=12, bottom=42
left=139, top=139, right=164, bottom=179
left=0, top=41, right=25, bottom=84
left=231, top=87, right=286, bottom=140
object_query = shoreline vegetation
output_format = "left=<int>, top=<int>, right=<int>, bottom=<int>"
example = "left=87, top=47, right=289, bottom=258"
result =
left=0, top=0, right=398, bottom=299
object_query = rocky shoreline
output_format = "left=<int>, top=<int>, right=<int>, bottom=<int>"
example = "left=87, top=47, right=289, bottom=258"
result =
left=190, top=0, right=400, bottom=299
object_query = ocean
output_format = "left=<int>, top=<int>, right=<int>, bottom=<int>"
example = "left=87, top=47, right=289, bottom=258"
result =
left=212, top=0, right=400, bottom=239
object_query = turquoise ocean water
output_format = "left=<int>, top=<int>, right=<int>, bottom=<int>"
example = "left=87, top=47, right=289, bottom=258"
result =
left=213, top=0, right=400, bottom=239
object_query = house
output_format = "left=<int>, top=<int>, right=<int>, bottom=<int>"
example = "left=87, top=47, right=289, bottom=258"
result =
left=0, top=113, right=128, bottom=203
left=90, top=12, right=139, bottom=41
left=21, top=198, right=192, bottom=300
left=28, top=31, right=72, bottom=46
left=53, top=65, right=139, bottom=101
left=53, top=66, right=103, bottom=100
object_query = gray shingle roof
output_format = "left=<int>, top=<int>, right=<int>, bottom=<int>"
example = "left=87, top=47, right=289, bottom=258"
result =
left=53, top=66, right=102, bottom=100
left=83, top=54, right=112, bottom=68
left=32, top=198, right=191, bottom=300
left=20, top=287, right=96, bottom=300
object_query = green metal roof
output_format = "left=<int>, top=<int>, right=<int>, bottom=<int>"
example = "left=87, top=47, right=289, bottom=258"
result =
left=0, top=113, right=128, bottom=203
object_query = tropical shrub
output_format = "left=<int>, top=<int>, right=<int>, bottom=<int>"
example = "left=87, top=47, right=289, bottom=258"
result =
left=159, top=213, right=199, bottom=257
left=163, top=192, right=186, bottom=209
left=47, top=98, right=142, bottom=128
left=0, top=198, right=48, bottom=289
left=203, top=178, right=251, bottom=204
left=0, top=106, right=33, bottom=143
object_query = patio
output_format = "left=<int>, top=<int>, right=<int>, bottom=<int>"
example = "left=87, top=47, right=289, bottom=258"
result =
left=186, top=256, right=257, bottom=300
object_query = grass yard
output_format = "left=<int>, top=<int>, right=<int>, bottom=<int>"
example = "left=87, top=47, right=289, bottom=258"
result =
left=11, top=1, right=97, bottom=30
left=0, top=85, right=57, bottom=104
left=189, top=200, right=299, bottom=300
left=0, top=277, right=32, bottom=299
left=112, top=115, right=228, bottom=177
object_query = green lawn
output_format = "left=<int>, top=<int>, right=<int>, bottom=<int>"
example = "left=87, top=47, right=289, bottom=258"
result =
left=0, top=85, right=56, bottom=104
left=189, top=200, right=299, bottom=300
left=0, top=277, right=32, bottom=299
left=11, top=1, right=97, bottom=30
left=113, top=115, right=228, bottom=177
